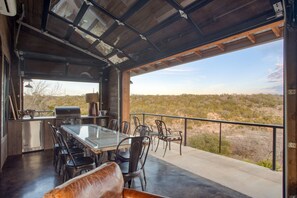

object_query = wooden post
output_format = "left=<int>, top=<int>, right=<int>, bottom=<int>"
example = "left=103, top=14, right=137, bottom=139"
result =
left=121, top=70, right=130, bottom=123
left=284, top=0, right=297, bottom=196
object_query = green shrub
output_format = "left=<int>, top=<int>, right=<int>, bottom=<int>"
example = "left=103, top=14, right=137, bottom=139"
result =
left=256, top=159, right=281, bottom=171
left=188, top=133, right=231, bottom=155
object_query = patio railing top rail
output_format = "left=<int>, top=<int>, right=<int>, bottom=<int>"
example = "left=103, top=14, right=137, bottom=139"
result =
left=131, top=112, right=284, bottom=129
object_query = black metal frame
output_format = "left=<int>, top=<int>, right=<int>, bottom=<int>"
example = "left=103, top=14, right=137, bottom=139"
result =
left=131, top=112, right=284, bottom=171
left=39, top=0, right=283, bottom=71
left=41, top=0, right=50, bottom=31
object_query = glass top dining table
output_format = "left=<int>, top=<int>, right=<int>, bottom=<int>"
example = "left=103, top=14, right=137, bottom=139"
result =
left=60, top=124, right=130, bottom=155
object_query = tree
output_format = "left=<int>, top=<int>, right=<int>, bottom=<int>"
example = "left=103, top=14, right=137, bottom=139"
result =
left=24, top=80, right=63, bottom=110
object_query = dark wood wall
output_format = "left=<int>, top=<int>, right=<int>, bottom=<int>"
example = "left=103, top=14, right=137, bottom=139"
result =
left=0, top=14, right=12, bottom=170
left=106, top=67, right=119, bottom=120
left=121, top=71, right=130, bottom=123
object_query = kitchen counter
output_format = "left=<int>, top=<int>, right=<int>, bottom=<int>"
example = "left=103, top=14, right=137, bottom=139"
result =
left=18, top=115, right=109, bottom=121
left=7, top=115, right=110, bottom=156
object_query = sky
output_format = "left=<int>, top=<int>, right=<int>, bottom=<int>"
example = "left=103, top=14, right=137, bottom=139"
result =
left=24, top=39, right=283, bottom=96
left=131, top=39, right=283, bottom=95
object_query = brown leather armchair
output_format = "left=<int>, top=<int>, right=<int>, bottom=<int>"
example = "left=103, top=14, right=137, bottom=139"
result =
left=44, top=162, right=163, bottom=198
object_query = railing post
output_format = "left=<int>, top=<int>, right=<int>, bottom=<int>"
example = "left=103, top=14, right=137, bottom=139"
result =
left=184, top=118, right=187, bottom=146
left=160, top=116, right=163, bottom=121
left=219, top=122, right=222, bottom=153
left=272, top=127, right=277, bottom=171
left=142, top=113, right=145, bottom=125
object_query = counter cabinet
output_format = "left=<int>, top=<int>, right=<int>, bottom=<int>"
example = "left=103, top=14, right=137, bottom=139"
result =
left=7, top=116, right=109, bottom=156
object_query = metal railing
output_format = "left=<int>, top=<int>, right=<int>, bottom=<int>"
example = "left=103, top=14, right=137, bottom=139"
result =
left=34, top=110, right=55, bottom=117
left=130, top=112, right=284, bottom=171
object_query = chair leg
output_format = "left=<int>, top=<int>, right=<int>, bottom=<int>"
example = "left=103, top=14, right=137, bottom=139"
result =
left=55, top=156, right=59, bottom=173
left=139, top=175, right=145, bottom=191
left=169, top=141, right=171, bottom=150
left=150, top=135, right=154, bottom=151
left=142, top=167, right=147, bottom=186
left=128, top=180, right=132, bottom=188
left=155, top=138, right=160, bottom=152
left=163, top=141, right=168, bottom=157
left=63, top=167, right=68, bottom=182
left=180, top=140, right=182, bottom=156
left=58, top=159, right=62, bottom=176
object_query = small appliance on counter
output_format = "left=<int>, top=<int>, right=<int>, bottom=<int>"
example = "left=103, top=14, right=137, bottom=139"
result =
left=55, top=106, right=81, bottom=126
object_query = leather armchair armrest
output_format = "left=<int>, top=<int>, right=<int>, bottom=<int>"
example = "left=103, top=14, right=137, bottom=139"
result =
left=123, top=188, right=164, bottom=198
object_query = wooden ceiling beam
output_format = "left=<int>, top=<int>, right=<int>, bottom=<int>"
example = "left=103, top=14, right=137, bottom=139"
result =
left=131, top=69, right=140, bottom=74
left=129, top=20, right=284, bottom=74
left=194, top=50, right=202, bottom=57
left=272, top=26, right=281, bottom=37
left=175, top=57, right=184, bottom=63
left=247, top=34, right=256, bottom=43
left=150, top=63, right=159, bottom=69
left=161, top=61, right=170, bottom=66
left=142, top=67, right=149, bottom=71
left=216, top=44, right=225, bottom=51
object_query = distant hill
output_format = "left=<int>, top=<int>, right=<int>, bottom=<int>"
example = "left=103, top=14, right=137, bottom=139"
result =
left=24, top=95, right=89, bottom=115
left=130, top=94, right=283, bottom=125
left=24, top=93, right=283, bottom=169
left=131, top=94, right=283, bottom=170
left=24, top=94, right=283, bottom=125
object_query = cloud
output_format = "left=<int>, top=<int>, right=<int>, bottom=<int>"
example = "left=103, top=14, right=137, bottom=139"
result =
left=265, top=63, right=283, bottom=94
left=263, top=85, right=283, bottom=94
left=267, top=63, right=283, bottom=83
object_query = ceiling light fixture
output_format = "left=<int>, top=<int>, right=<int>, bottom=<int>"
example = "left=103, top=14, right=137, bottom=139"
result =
left=25, top=82, right=33, bottom=88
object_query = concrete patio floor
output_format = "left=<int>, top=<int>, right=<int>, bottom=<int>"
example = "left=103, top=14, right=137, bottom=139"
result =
left=149, top=142, right=282, bottom=198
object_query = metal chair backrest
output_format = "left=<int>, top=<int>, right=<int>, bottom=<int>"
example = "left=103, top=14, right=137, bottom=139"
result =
left=155, top=120, right=169, bottom=137
left=133, top=125, right=151, bottom=137
left=48, top=122, right=59, bottom=144
left=56, top=131, right=77, bottom=167
left=108, top=119, right=118, bottom=131
left=121, top=121, right=130, bottom=134
left=133, top=116, right=141, bottom=128
left=115, top=136, right=150, bottom=173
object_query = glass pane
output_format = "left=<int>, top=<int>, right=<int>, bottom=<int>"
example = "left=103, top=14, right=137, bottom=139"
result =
left=95, top=41, right=113, bottom=56
left=47, top=15, right=69, bottom=38
left=126, top=0, right=177, bottom=33
left=69, top=29, right=97, bottom=49
left=79, top=6, right=114, bottom=37
left=50, top=0, right=84, bottom=22
left=93, top=0, right=137, bottom=18
left=108, top=54, right=129, bottom=64
left=104, top=25, right=139, bottom=48
left=76, top=29, right=97, bottom=43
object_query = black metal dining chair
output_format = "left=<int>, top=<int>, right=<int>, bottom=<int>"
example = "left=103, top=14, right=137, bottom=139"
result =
left=133, top=125, right=151, bottom=137
left=155, top=120, right=183, bottom=157
left=134, top=124, right=158, bottom=151
left=48, top=123, right=85, bottom=175
left=47, top=122, right=60, bottom=168
left=115, top=136, right=151, bottom=191
left=108, top=119, right=118, bottom=131
left=121, top=121, right=130, bottom=134
left=56, top=131, right=96, bottom=181
left=133, top=116, right=141, bottom=128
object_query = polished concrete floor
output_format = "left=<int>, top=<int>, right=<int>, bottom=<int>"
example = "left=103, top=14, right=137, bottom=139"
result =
left=151, top=143, right=282, bottom=198
left=0, top=150, right=249, bottom=198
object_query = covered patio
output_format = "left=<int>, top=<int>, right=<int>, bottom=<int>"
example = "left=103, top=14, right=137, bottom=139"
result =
left=0, top=145, right=281, bottom=198
left=0, top=0, right=296, bottom=197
